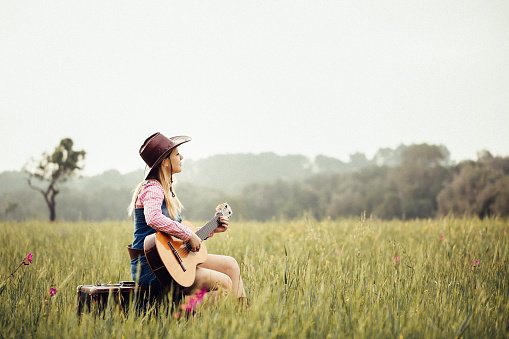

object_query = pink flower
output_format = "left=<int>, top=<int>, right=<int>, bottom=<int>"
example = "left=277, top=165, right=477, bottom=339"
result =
left=22, top=253, right=33, bottom=266
left=195, top=288, right=207, bottom=302
left=471, top=260, right=479, bottom=267
left=439, top=235, right=444, bottom=243
left=50, top=288, right=57, bottom=297
left=0, top=255, right=34, bottom=296
left=174, top=288, right=208, bottom=317
left=393, top=256, right=401, bottom=263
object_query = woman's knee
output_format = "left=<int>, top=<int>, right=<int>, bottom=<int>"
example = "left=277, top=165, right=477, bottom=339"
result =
left=224, top=256, right=240, bottom=277
left=215, top=272, right=233, bottom=290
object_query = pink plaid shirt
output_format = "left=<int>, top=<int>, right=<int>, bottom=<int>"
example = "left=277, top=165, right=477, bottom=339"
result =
left=135, top=181, right=194, bottom=241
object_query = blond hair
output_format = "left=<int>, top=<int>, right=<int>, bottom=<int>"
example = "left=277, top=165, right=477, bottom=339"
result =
left=128, top=156, right=183, bottom=220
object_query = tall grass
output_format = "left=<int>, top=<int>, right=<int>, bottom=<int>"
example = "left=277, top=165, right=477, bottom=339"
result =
left=0, top=216, right=507, bottom=338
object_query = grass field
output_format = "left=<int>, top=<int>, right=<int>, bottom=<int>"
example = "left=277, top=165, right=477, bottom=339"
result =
left=0, top=216, right=508, bottom=338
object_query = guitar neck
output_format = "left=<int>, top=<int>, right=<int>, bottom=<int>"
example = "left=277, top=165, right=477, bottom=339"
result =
left=195, top=213, right=223, bottom=240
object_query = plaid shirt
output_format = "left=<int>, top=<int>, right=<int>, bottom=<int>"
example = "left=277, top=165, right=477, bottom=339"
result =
left=135, top=181, right=194, bottom=241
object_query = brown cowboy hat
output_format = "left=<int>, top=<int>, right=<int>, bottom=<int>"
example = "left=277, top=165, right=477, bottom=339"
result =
left=139, top=132, right=191, bottom=179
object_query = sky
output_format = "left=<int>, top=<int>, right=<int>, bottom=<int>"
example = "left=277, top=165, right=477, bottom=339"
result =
left=1, top=1, right=508, bottom=176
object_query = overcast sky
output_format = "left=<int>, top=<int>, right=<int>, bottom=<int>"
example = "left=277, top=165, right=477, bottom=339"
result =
left=1, top=1, right=508, bottom=176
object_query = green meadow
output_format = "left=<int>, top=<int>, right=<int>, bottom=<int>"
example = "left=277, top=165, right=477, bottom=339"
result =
left=0, top=217, right=507, bottom=338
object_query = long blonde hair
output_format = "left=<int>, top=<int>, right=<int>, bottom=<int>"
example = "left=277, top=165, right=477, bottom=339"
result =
left=128, top=157, right=183, bottom=221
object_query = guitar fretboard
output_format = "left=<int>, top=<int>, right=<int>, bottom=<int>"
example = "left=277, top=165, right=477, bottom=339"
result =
left=195, top=213, right=223, bottom=240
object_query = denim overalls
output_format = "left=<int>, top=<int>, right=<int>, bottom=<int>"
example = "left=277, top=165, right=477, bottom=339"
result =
left=130, top=198, right=182, bottom=289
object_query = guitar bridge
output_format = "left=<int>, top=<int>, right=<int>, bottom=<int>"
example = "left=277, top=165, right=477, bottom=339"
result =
left=168, top=241, right=186, bottom=272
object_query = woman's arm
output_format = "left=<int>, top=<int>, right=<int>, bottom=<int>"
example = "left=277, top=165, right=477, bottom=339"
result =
left=138, top=182, right=193, bottom=241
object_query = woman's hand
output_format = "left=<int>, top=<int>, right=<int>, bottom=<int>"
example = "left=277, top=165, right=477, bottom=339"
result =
left=214, top=215, right=229, bottom=234
left=187, top=233, right=202, bottom=252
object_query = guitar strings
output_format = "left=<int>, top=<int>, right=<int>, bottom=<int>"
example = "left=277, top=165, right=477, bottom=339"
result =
left=172, top=214, right=224, bottom=258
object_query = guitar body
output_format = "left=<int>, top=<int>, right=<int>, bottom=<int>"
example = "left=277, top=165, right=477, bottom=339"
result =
left=145, top=227, right=208, bottom=288
left=144, top=203, right=232, bottom=289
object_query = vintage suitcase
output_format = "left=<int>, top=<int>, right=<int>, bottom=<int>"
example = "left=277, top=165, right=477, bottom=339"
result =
left=76, top=281, right=161, bottom=316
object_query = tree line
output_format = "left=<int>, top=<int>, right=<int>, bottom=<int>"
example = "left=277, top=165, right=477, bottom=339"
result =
left=0, top=142, right=507, bottom=222
left=232, top=147, right=509, bottom=221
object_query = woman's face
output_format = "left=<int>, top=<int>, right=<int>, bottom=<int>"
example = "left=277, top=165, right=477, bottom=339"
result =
left=166, top=147, right=183, bottom=174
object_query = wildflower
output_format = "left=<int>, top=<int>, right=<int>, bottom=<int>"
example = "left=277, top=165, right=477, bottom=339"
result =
left=173, top=288, right=208, bottom=318
left=43, top=284, right=57, bottom=321
left=393, top=256, right=401, bottom=263
left=0, top=253, right=34, bottom=295
left=22, top=253, right=33, bottom=265
left=195, top=288, right=206, bottom=302
left=44, top=285, right=57, bottom=302
left=185, top=298, right=196, bottom=311
left=439, top=235, right=444, bottom=243
left=471, top=260, right=479, bottom=268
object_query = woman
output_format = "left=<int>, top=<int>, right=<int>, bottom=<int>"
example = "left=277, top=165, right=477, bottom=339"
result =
left=127, top=132, right=246, bottom=309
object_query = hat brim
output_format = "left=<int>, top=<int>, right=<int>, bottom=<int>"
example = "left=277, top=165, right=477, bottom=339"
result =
left=144, top=136, right=191, bottom=179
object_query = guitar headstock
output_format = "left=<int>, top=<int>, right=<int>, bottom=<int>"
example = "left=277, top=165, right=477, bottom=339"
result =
left=216, top=202, right=233, bottom=219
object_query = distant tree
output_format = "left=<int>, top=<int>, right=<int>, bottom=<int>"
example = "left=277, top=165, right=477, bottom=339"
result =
left=24, top=138, right=86, bottom=221
left=437, top=154, right=509, bottom=218
left=392, top=144, right=451, bottom=218
left=0, top=201, right=19, bottom=220
left=374, top=192, right=402, bottom=219
left=477, top=150, right=509, bottom=174
left=491, top=176, right=509, bottom=217
left=401, top=144, right=446, bottom=168
left=438, top=145, right=451, bottom=166
left=5, top=201, right=19, bottom=217
left=348, top=152, right=372, bottom=170
left=319, top=167, right=389, bottom=219
left=239, top=180, right=293, bottom=221
left=280, top=182, right=321, bottom=220
left=314, top=155, right=349, bottom=173
left=373, top=144, right=408, bottom=167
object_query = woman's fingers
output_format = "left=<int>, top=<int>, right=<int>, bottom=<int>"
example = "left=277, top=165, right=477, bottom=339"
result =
left=189, top=233, right=202, bottom=252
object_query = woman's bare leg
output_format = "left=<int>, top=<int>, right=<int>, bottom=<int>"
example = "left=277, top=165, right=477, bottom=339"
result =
left=174, top=268, right=226, bottom=316
left=199, top=254, right=246, bottom=298
left=183, top=265, right=232, bottom=295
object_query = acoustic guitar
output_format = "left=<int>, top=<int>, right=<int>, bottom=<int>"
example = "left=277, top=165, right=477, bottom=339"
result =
left=144, top=203, right=233, bottom=288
